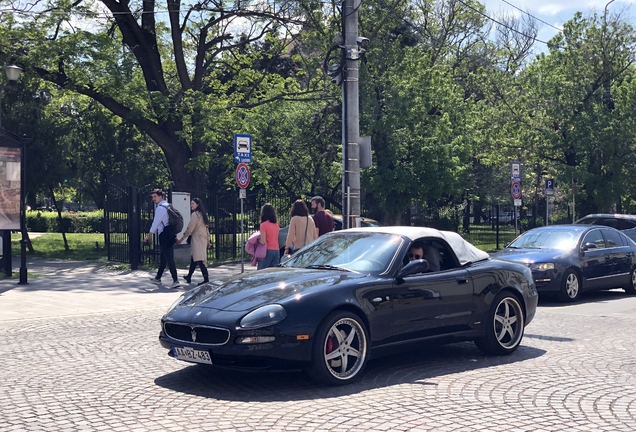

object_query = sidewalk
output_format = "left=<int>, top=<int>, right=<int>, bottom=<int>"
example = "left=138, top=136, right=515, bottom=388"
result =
left=0, top=257, right=257, bottom=322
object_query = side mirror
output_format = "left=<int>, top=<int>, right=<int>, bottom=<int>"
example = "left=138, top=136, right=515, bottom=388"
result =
left=397, top=259, right=429, bottom=279
left=582, top=242, right=597, bottom=252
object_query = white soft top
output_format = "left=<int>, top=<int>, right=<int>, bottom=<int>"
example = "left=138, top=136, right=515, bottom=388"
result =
left=343, top=226, right=490, bottom=265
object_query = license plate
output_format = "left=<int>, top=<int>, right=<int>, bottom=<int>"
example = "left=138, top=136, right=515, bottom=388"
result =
left=173, top=346, right=212, bottom=364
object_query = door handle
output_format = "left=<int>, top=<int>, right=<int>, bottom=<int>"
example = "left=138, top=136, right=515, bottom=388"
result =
left=456, top=277, right=468, bottom=284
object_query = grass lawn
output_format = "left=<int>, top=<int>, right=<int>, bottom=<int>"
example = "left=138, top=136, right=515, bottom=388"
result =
left=11, top=233, right=108, bottom=261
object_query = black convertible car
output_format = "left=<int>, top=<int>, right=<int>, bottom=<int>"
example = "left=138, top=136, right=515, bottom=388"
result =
left=159, top=227, right=538, bottom=385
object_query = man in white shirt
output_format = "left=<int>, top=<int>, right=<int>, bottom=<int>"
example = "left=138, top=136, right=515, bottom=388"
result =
left=144, top=189, right=179, bottom=288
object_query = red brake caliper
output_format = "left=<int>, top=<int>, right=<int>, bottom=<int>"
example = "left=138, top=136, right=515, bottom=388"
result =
left=326, top=333, right=335, bottom=354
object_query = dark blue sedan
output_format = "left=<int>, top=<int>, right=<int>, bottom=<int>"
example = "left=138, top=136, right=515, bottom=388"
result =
left=491, top=225, right=636, bottom=302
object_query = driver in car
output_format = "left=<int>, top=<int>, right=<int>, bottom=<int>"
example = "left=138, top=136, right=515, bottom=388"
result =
left=406, top=240, right=441, bottom=272
left=408, top=241, right=426, bottom=262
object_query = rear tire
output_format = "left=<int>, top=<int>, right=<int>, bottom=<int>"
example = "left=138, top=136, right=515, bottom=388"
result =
left=558, top=269, right=581, bottom=302
left=308, top=311, right=368, bottom=385
left=474, top=292, right=525, bottom=355
left=625, top=267, right=636, bottom=295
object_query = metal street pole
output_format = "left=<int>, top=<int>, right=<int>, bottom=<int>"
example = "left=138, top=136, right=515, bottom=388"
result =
left=342, top=0, right=361, bottom=229
left=19, top=140, right=28, bottom=284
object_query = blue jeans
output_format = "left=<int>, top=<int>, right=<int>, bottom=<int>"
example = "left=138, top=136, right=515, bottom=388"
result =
left=257, top=249, right=280, bottom=270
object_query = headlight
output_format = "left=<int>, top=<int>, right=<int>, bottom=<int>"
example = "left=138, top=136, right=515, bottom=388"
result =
left=166, top=293, right=186, bottom=314
left=239, top=304, right=287, bottom=329
left=529, top=263, right=555, bottom=271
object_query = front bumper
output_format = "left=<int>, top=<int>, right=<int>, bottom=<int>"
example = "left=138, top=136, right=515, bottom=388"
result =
left=159, top=329, right=313, bottom=371
left=532, top=269, right=562, bottom=293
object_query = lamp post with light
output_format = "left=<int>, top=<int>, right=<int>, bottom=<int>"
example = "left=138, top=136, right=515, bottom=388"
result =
left=0, top=65, right=23, bottom=130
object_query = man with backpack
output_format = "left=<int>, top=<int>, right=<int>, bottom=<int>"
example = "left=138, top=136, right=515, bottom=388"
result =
left=144, top=189, right=180, bottom=289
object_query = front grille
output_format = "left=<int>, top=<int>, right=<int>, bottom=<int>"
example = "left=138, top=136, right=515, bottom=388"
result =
left=164, top=322, right=231, bottom=345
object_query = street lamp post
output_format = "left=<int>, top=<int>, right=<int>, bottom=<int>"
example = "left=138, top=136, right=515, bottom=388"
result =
left=0, top=65, right=23, bottom=130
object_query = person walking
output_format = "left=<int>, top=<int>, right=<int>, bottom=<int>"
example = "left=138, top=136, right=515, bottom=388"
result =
left=177, top=198, right=211, bottom=286
left=311, top=196, right=334, bottom=237
left=257, top=203, right=280, bottom=269
left=144, top=189, right=179, bottom=289
left=285, top=199, right=317, bottom=256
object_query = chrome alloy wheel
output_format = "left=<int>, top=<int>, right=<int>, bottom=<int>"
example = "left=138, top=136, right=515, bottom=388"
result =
left=564, top=272, right=579, bottom=299
left=322, top=317, right=367, bottom=380
left=493, top=297, right=524, bottom=349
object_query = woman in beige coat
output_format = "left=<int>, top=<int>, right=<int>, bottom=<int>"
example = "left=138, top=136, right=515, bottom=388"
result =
left=284, top=200, right=317, bottom=255
left=177, top=198, right=211, bottom=285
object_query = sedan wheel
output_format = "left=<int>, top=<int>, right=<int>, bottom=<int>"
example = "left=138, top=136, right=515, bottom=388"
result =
left=559, top=269, right=580, bottom=302
left=475, top=292, right=525, bottom=355
left=625, top=267, right=636, bottom=295
left=308, top=311, right=368, bottom=385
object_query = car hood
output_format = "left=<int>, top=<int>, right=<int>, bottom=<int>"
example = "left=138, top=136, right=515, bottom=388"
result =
left=175, top=267, right=366, bottom=312
left=491, top=248, right=570, bottom=264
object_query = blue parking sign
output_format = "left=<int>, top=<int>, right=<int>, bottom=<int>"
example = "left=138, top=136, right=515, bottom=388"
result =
left=545, top=178, right=555, bottom=196
left=234, top=134, right=252, bottom=163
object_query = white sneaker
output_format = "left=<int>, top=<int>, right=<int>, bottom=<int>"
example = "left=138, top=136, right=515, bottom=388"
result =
left=167, top=281, right=180, bottom=289
left=149, top=277, right=161, bottom=285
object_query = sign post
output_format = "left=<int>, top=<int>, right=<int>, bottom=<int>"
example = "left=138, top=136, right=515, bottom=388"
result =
left=545, top=178, right=554, bottom=226
left=511, top=181, right=522, bottom=234
left=235, top=163, right=250, bottom=273
left=510, top=161, right=522, bottom=234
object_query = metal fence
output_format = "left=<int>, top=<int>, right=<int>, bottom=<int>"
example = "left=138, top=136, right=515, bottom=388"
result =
left=106, top=180, right=576, bottom=266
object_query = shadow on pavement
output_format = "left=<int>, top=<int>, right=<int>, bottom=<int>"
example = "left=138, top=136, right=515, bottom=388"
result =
left=0, top=257, right=248, bottom=295
left=538, top=288, right=634, bottom=307
left=153, top=342, right=546, bottom=401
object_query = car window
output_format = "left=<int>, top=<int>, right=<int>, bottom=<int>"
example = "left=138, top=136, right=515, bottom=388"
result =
left=508, top=230, right=578, bottom=250
left=575, top=217, right=598, bottom=225
left=281, top=232, right=403, bottom=273
left=598, top=218, right=619, bottom=229
left=602, top=229, right=625, bottom=248
left=615, top=219, right=636, bottom=230
left=581, top=229, right=605, bottom=249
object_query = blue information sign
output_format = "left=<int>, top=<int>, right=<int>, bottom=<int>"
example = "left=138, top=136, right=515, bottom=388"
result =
left=234, top=134, right=252, bottom=163
left=510, top=161, right=521, bottom=181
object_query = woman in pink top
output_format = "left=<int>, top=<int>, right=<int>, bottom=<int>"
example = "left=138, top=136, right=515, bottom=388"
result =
left=257, top=203, right=280, bottom=269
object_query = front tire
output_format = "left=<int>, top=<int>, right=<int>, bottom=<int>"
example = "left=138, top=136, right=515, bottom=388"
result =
left=625, top=267, right=636, bottom=295
left=308, top=311, right=368, bottom=385
left=475, top=292, right=525, bottom=355
left=559, top=269, right=581, bottom=302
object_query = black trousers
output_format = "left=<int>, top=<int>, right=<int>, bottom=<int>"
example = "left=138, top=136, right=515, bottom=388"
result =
left=186, top=257, right=209, bottom=281
left=156, top=228, right=177, bottom=282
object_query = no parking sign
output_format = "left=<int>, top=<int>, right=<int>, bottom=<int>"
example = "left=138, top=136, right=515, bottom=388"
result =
left=511, top=181, right=522, bottom=200
left=235, top=163, right=250, bottom=189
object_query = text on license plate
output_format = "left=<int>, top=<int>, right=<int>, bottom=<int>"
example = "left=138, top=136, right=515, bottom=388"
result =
left=173, top=346, right=212, bottom=364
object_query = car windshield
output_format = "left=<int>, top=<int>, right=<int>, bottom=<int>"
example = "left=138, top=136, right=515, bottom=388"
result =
left=280, top=232, right=403, bottom=273
left=508, top=230, right=579, bottom=250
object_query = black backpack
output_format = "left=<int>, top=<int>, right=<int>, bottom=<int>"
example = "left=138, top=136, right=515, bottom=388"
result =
left=161, top=203, right=184, bottom=233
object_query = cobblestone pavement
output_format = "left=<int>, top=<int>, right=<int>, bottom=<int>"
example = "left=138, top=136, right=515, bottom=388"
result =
left=1, top=261, right=636, bottom=431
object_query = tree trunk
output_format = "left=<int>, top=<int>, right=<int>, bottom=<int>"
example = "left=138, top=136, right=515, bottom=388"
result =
left=50, top=188, right=69, bottom=251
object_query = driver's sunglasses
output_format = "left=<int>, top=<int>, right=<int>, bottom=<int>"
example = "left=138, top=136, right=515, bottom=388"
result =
left=408, top=253, right=422, bottom=259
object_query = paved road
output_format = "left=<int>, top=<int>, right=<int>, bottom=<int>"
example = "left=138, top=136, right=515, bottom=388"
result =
left=1, top=259, right=636, bottom=431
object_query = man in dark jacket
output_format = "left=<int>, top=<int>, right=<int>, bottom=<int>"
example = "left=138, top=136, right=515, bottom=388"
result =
left=311, top=196, right=334, bottom=237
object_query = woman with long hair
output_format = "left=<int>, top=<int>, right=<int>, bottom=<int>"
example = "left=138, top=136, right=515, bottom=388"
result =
left=285, top=200, right=317, bottom=256
left=257, top=203, right=280, bottom=269
left=177, top=198, right=211, bottom=285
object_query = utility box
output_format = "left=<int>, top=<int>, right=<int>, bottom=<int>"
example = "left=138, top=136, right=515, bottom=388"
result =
left=171, top=192, right=191, bottom=264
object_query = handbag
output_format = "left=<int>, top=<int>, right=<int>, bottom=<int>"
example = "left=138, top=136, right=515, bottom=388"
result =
left=288, top=217, right=309, bottom=255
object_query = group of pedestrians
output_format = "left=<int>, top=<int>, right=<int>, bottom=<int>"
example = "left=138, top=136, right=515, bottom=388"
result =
left=145, top=189, right=210, bottom=288
left=144, top=189, right=336, bottom=286
left=255, top=196, right=334, bottom=269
